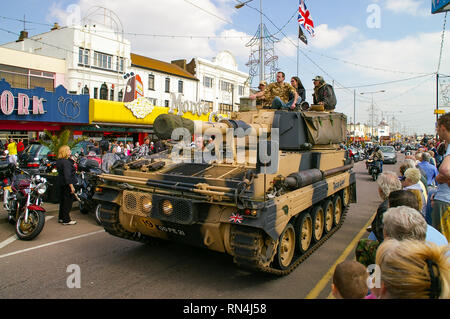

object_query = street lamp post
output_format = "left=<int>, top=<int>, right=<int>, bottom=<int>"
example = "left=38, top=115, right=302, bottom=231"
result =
left=360, top=90, right=386, bottom=142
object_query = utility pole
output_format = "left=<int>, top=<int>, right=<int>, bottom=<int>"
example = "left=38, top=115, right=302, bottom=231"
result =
left=360, top=90, right=386, bottom=142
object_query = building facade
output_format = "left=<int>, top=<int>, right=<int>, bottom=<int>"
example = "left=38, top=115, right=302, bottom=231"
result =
left=2, top=24, right=130, bottom=102
left=181, top=51, right=250, bottom=113
left=130, top=53, right=199, bottom=108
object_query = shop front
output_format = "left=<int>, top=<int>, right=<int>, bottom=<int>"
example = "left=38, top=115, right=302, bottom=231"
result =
left=0, top=79, right=89, bottom=144
left=87, top=95, right=223, bottom=144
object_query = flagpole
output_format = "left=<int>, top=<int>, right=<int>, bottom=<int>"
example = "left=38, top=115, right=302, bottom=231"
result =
left=297, top=36, right=300, bottom=77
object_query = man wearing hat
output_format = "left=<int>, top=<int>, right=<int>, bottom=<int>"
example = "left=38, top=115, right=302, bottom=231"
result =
left=250, top=71, right=298, bottom=110
left=312, top=75, right=337, bottom=111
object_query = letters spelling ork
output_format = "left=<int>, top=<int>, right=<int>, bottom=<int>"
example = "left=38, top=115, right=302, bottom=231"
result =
left=0, top=90, right=45, bottom=116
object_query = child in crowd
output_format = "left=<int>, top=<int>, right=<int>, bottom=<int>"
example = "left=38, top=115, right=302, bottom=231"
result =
left=331, top=260, right=369, bottom=299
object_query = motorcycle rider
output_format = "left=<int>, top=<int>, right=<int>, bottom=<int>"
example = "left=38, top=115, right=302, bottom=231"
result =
left=371, top=146, right=385, bottom=173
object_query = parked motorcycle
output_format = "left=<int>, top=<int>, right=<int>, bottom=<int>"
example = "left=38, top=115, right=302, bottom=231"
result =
left=1, top=164, right=49, bottom=240
left=366, top=158, right=381, bottom=181
left=74, top=156, right=104, bottom=225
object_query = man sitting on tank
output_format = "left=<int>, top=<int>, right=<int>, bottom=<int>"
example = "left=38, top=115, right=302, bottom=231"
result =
left=249, top=71, right=298, bottom=110
left=311, top=75, right=337, bottom=111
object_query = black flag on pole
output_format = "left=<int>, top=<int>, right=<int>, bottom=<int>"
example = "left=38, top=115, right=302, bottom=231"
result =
left=298, top=26, right=308, bottom=45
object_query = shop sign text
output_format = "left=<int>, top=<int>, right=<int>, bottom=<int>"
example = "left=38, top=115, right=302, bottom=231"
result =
left=1, top=90, right=45, bottom=116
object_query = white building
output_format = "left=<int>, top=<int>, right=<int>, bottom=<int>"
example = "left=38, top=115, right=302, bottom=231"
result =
left=377, top=120, right=390, bottom=138
left=180, top=51, right=250, bottom=113
left=1, top=23, right=130, bottom=101
left=130, top=53, right=198, bottom=108
left=1, top=25, right=249, bottom=113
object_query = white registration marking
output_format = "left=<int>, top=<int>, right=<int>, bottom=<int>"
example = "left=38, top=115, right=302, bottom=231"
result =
left=0, top=230, right=105, bottom=259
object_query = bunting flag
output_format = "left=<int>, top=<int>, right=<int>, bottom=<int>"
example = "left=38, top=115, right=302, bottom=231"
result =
left=298, top=0, right=315, bottom=37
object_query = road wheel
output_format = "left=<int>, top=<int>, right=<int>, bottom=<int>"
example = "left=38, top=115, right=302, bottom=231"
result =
left=274, top=223, right=296, bottom=270
left=311, top=205, right=324, bottom=242
left=323, top=199, right=334, bottom=234
left=342, top=187, right=350, bottom=207
left=333, top=195, right=343, bottom=226
left=296, top=212, right=312, bottom=254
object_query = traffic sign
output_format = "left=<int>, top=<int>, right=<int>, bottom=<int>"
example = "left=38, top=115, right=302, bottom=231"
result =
left=432, top=0, right=450, bottom=14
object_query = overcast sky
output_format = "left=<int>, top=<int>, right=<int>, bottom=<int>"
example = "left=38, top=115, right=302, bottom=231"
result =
left=0, top=0, right=449, bottom=135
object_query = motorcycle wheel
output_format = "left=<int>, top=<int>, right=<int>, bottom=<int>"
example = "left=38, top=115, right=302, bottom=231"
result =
left=372, top=172, right=378, bottom=181
left=15, top=210, right=45, bottom=241
left=94, top=203, right=102, bottom=225
left=79, top=201, right=89, bottom=215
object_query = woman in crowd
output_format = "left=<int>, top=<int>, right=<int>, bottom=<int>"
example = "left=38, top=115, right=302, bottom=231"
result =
left=374, top=239, right=449, bottom=299
left=55, top=145, right=77, bottom=225
left=290, top=76, right=307, bottom=110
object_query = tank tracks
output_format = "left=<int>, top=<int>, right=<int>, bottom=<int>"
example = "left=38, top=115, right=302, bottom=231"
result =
left=230, top=205, right=349, bottom=276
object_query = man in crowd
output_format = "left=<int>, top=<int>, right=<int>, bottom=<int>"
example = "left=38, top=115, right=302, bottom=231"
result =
left=249, top=71, right=298, bottom=110
left=137, top=137, right=151, bottom=157
left=417, top=152, right=439, bottom=186
left=7, top=138, right=17, bottom=164
left=431, top=112, right=450, bottom=241
left=312, top=75, right=337, bottom=111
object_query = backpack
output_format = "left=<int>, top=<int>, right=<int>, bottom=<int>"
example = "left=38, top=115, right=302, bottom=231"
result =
left=325, top=84, right=337, bottom=110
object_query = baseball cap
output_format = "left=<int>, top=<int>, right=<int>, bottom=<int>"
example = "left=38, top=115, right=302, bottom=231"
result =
left=312, top=76, right=324, bottom=82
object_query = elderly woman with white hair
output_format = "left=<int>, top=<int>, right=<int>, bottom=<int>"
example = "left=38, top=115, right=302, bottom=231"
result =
left=367, top=171, right=403, bottom=242
left=402, top=168, right=427, bottom=215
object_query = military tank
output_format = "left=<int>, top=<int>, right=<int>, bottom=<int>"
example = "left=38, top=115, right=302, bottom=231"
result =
left=93, top=104, right=356, bottom=275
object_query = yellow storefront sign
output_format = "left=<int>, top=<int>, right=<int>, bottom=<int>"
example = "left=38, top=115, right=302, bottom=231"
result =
left=89, top=99, right=219, bottom=125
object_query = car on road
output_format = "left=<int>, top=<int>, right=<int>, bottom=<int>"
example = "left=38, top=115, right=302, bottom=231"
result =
left=380, top=145, right=397, bottom=164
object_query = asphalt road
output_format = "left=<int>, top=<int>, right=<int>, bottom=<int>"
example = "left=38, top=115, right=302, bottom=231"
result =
left=0, top=155, right=403, bottom=300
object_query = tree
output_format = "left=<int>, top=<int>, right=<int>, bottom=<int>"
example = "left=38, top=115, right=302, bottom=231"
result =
left=39, top=129, right=86, bottom=155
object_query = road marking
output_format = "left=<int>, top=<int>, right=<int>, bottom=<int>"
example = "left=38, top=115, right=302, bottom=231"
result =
left=0, top=216, right=54, bottom=249
left=0, top=230, right=105, bottom=259
left=305, top=211, right=376, bottom=299
left=0, top=235, right=17, bottom=249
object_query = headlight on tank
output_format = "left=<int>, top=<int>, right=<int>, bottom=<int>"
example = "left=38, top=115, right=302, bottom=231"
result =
left=142, top=198, right=152, bottom=213
left=161, top=200, right=173, bottom=215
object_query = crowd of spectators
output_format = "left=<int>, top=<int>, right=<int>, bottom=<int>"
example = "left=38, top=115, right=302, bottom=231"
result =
left=332, top=112, right=450, bottom=299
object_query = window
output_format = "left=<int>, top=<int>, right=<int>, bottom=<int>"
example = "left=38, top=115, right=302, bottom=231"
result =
left=82, top=85, right=89, bottom=95
left=203, top=76, right=213, bottom=88
left=220, top=80, right=232, bottom=92
left=165, top=78, right=170, bottom=93
left=93, top=51, right=113, bottom=70
left=118, top=89, right=123, bottom=102
left=238, top=85, right=244, bottom=96
left=78, top=48, right=89, bottom=65
left=219, top=103, right=233, bottom=113
left=202, top=100, right=214, bottom=113
left=0, top=64, right=54, bottom=92
left=110, top=88, right=114, bottom=101
left=116, top=57, right=124, bottom=72
left=148, top=98, right=157, bottom=105
left=148, top=74, right=155, bottom=90
left=100, top=83, right=108, bottom=100
left=178, top=80, right=183, bottom=93
left=164, top=100, right=169, bottom=107
left=94, top=87, right=98, bottom=99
